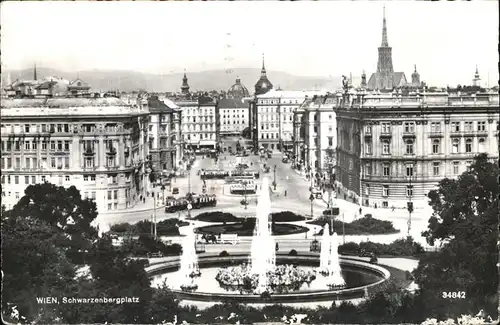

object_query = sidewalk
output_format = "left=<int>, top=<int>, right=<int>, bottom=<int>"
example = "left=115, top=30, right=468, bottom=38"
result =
left=100, top=197, right=166, bottom=216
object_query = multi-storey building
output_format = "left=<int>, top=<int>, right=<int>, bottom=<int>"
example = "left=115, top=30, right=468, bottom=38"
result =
left=218, top=98, right=249, bottom=136
left=176, top=95, right=219, bottom=151
left=293, top=96, right=337, bottom=177
left=335, top=90, right=499, bottom=209
left=0, top=96, right=150, bottom=212
left=147, top=95, right=183, bottom=175
left=252, top=90, right=326, bottom=151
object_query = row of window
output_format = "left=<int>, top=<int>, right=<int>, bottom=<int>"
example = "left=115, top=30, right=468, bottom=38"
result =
left=365, top=160, right=471, bottom=178
left=364, top=184, right=415, bottom=198
left=365, top=137, right=487, bottom=155
left=2, top=157, right=71, bottom=170
left=222, top=120, right=246, bottom=125
left=82, top=157, right=118, bottom=168
left=259, top=115, right=293, bottom=122
left=1, top=140, right=72, bottom=152
left=365, top=121, right=493, bottom=134
left=257, top=100, right=300, bottom=106
left=183, top=134, right=215, bottom=140
left=182, top=117, right=214, bottom=123
left=182, top=124, right=214, bottom=131
left=182, top=108, right=215, bottom=115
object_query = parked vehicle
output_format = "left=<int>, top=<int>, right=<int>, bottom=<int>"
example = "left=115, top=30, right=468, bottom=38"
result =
left=164, top=194, right=217, bottom=213
left=172, top=187, right=179, bottom=194
left=282, top=157, right=289, bottom=163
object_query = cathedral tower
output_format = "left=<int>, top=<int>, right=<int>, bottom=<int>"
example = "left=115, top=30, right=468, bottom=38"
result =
left=181, top=70, right=190, bottom=95
left=376, top=6, right=394, bottom=76
left=472, top=65, right=481, bottom=87
left=254, top=54, right=273, bottom=95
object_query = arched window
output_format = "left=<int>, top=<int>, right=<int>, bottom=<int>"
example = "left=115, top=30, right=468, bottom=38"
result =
left=465, top=138, right=472, bottom=153
left=478, top=138, right=485, bottom=152
left=432, top=139, right=440, bottom=154
left=452, top=138, right=459, bottom=154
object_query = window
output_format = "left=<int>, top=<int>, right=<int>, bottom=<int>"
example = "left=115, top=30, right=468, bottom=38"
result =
left=382, top=140, right=390, bottom=154
left=383, top=164, right=390, bottom=176
left=381, top=123, right=391, bottom=133
left=114, top=190, right=118, bottom=200
left=452, top=138, right=459, bottom=154
left=365, top=141, right=372, bottom=154
left=41, top=176, right=46, bottom=182
left=405, top=139, right=414, bottom=155
left=432, top=139, right=440, bottom=154
left=65, top=157, right=70, bottom=169
left=365, top=163, right=371, bottom=176
left=25, top=176, right=29, bottom=184
left=364, top=184, right=370, bottom=196
left=25, top=158, right=30, bottom=168
left=65, top=175, right=70, bottom=181
left=107, top=191, right=112, bottom=200
left=431, top=122, right=441, bottom=133
left=57, top=141, right=63, bottom=151
left=32, top=141, right=37, bottom=150
left=25, top=124, right=30, bottom=133
left=465, top=138, right=472, bottom=153
left=25, top=141, right=30, bottom=151
left=433, top=162, right=440, bottom=176
left=15, top=157, right=20, bottom=168
left=404, top=122, right=415, bottom=133
left=31, top=176, right=36, bottom=184
left=406, top=185, right=413, bottom=197
left=382, top=185, right=389, bottom=197
left=50, top=141, right=56, bottom=151
left=15, top=176, right=19, bottom=184
left=451, top=122, right=460, bottom=132
left=64, top=141, right=70, bottom=151
left=365, top=125, right=372, bottom=134
left=406, top=164, right=414, bottom=177
left=453, top=161, right=460, bottom=175
left=464, top=122, right=473, bottom=132
left=478, top=138, right=485, bottom=152
left=42, top=141, right=47, bottom=150
left=85, top=158, right=94, bottom=168
left=477, top=121, right=486, bottom=132
left=328, top=137, right=333, bottom=147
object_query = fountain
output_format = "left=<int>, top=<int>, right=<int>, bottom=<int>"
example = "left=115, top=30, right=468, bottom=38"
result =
left=149, top=178, right=392, bottom=304
left=250, top=177, right=276, bottom=293
left=317, top=225, right=346, bottom=288
left=179, top=227, right=201, bottom=291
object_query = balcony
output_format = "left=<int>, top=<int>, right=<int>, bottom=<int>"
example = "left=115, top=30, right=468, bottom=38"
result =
left=83, top=148, right=95, bottom=156
left=428, top=132, right=443, bottom=138
left=106, top=166, right=120, bottom=171
left=106, top=147, right=117, bottom=156
left=82, top=166, right=97, bottom=171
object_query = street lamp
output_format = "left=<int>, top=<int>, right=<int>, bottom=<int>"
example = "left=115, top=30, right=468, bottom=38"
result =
left=407, top=176, right=413, bottom=237
left=242, top=180, right=248, bottom=210
left=187, top=164, right=192, bottom=218
left=309, top=193, right=314, bottom=220
left=273, top=165, right=277, bottom=190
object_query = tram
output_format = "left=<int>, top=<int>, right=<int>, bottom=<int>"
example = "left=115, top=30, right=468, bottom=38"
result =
left=164, top=194, right=217, bottom=213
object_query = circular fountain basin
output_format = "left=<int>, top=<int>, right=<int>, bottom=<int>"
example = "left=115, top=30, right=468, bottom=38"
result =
left=147, top=253, right=392, bottom=304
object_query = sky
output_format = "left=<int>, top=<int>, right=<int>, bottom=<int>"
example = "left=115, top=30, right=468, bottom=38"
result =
left=1, top=1, right=498, bottom=87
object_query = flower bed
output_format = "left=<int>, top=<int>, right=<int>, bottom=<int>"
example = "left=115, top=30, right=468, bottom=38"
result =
left=195, top=221, right=308, bottom=237
left=308, top=216, right=399, bottom=235
left=215, top=264, right=316, bottom=294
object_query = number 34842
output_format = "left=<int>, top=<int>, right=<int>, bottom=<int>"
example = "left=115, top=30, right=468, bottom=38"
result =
left=442, top=291, right=466, bottom=299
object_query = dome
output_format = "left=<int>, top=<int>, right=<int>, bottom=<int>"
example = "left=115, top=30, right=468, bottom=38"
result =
left=227, top=77, right=250, bottom=99
left=255, top=78, right=273, bottom=95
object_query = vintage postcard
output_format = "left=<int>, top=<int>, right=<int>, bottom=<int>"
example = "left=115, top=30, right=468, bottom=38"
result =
left=1, top=1, right=498, bottom=324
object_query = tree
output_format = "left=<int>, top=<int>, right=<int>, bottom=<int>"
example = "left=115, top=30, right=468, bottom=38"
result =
left=9, top=183, right=99, bottom=263
left=1, top=215, right=76, bottom=323
left=415, top=153, right=498, bottom=319
left=241, top=127, right=251, bottom=139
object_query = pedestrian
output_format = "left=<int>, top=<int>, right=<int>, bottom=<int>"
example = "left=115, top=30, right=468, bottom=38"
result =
left=359, top=207, right=362, bottom=216
left=143, top=197, right=146, bottom=204
left=284, top=190, right=287, bottom=197
left=275, top=242, right=279, bottom=252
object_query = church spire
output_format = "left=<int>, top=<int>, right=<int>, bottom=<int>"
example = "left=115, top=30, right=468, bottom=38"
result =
left=261, top=53, right=267, bottom=77
left=381, top=5, right=389, bottom=47
left=33, top=63, right=37, bottom=81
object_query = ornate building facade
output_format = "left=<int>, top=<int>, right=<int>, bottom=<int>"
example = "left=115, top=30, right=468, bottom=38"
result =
left=147, top=95, right=183, bottom=175
left=251, top=90, right=325, bottom=151
left=1, top=97, right=150, bottom=212
left=335, top=90, right=499, bottom=209
left=176, top=95, right=219, bottom=151
left=218, top=97, right=249, bottom=136
left=292, top=96, right=338, bottom=175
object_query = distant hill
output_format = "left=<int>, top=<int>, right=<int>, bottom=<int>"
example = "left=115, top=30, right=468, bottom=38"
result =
left=1, top=67, right=341, bottom=93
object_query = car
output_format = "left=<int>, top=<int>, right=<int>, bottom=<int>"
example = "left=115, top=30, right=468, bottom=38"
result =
left=282, top=157, right=289, bottom=163
left=172, top=187, right=179, bottom=194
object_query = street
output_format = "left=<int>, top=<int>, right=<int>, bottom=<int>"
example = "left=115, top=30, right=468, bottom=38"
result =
left=97, top=141, right=433, bottom=247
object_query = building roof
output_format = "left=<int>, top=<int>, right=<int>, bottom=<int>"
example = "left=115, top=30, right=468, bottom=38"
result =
left=217, top=98, right=249, bottom=109
left=68, top=78, right=91, bottom=90
left=256, top=89, right=328, bottom=99
left=367, top=72, right=407, bottom=90
left=1, top=97, right=148, bottom=117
